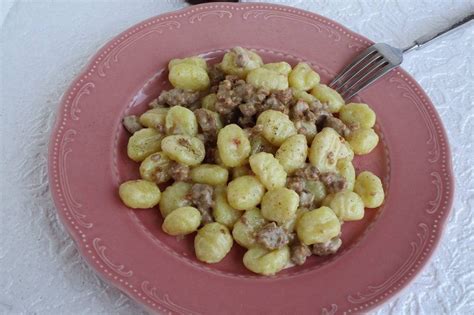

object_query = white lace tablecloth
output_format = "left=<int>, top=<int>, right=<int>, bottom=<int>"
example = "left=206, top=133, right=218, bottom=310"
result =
left=1, top=0, right=473, bottom=314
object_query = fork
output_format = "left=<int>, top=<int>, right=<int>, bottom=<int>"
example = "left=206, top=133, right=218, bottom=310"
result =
left=329, top=13, right=474, bottom=100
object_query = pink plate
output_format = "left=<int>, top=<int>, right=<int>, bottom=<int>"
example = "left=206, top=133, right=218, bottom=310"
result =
left=48, top=3, right=454, bottom=314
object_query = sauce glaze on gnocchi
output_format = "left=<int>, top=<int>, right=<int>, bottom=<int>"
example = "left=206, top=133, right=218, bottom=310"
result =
left=119, top=47, right=385, bottom=275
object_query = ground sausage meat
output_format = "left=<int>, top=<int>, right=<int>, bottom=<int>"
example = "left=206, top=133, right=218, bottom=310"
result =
left=320, top=172, right=347, bottom=194
left=294, top=164, right=319, bottom=181
left=290, top=240, right=312, bottom=265
left=324, top=116, right=351, bottom=138
left=194, top=108, right=219, bottom=143
left=215, top=76, right=242, bottom=115
left=190, top=183, right=214, bottom=224
left=208, top=64, right=226, bottom=87
left=157, top=88, right=201, bottom=107
left=312, top=237, right=342, bottom=256
left=122, top=115, right=143, bottom=134
left=169, top=161, right=190, bottom=182
left=286, top=176, right=305, bottom=194
left=256, top=222, right=290, bottom=250
left=232, top=46, right=251, bottom=68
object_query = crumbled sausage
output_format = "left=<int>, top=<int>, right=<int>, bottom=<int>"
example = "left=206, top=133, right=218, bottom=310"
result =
left=208, top=64, right=226, bottom=86
left=194, top=108, right=219, bottom=143
left=233, top=79, right=255, bottom=102
left=294, top=164, right=319, bottom=181
left=312, top=237, right=342, bottom=256
left=324, top=116, right=351, bottom=138
left=122, top=115, right=143, bottom=134
left=299, top=191, right=315, bottom=208
left=290, top=240, right=312, bottom=265
left=190, top=184, right=214, bottom=224
left=204, top=147, right=219, bottom=164
left=264, top=94, right=289, bottom=115
left=256, top=222, right=290, bottom=250
left=320, top=172, right=347, bottom=194
left=169, top=161, right=190, bottom=182
left=238, top=115, right=255, bottom=128
left=274, top=88, right=293, bottom=106
left=286, top=176, right=305, bottom=194
left=215, top=78, right=242, bottom=115
left=157, top=88, right=201, bottom=107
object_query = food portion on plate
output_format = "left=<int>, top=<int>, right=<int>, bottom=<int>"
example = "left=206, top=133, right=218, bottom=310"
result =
left=118, top=47, right=385, bottom=276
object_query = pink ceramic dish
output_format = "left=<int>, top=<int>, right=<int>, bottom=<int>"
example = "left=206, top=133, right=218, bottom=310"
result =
left=48, top=3, right=454, bottom=314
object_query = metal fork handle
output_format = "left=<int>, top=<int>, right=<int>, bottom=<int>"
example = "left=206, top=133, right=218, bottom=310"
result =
left=403, top=13, right=474, bottom=53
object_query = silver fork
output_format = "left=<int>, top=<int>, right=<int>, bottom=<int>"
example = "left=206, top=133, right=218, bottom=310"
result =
left=329, top=13, right=473, bottom=100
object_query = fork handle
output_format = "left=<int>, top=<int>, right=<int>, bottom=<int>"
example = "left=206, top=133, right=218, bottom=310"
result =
left=403, top=13, right=474, bottom=53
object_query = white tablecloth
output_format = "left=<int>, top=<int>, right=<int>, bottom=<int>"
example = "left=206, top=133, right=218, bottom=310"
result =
left=1, top=0, right=473, bottom=314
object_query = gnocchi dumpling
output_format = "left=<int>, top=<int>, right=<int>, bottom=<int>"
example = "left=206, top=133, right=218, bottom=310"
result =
left=263, top=62, right=292, bottom=75
left=162, top=206, right=201, bottom=236
left=190, top=164, right=229, bottom=186
left=168, top=56, right=207, bottom=71
left=304, top=180, right=327, bottom=207
left=201, top=93, right=217, bottom=111
left=296, top=206, right=341, bottom=245
left=353, top=171, right=385, bottom=208
left=309, top=127, right=351, bottom=172
left=127, top=128, right=164, bottom=162
left=139, top=108, right=168, bottom=130
left=247, top=67, right=289, bottom=90
left=243, top=246, right=290, bottom=276
left=289, top=62, right=320, bottom=91
left=249, top=152, right=287, bottom=190
left=275, top=134, right=308, bottom=173
left=212, top=186, right=242, bottom=229
left=195, top=222, right=233, bottom=263
left=347, top=128, right=379, bottom=155
left=159, top=181, right=192, bottom=217
left=165, top=106, right=198, bottom=136
left=217, top=124, right=251, bottom=167
left=336, top=158, right=356, bottom=191
left=220, top=47, right=263, bottom=78
left=339, top=103, right=376, bottom=129
left=139, top=152, right=171, bottom=183
left=311, top=84, right=345, bottom=113
left=293, top=89, right=318, bottom=104
left=227, top=175, right=265, bottom=210
left=119, top=180, right=161, bottom=209
left=261, top=187, right=299, bottom=225
left=329, top=191, right=365, bottom=221
left=231, top=165, right=253, bottom=179
left=161, top=135, right=205, bottom=166
left=169, top=61, right=210, bottom=91
left=257, top=110, right=297, bottom=146
left=232, top=208, right=267, bottom=249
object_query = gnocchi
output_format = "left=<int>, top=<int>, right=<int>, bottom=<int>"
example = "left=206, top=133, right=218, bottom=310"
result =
left=227, top=175, right=265, bottom=210
left=309, top=127, right=351, bottom=172
left=161, top=135, right=205, bottom=166
left=289, top=62, right=320, bottom=91
left=159, top=181, right=192, bottom=217
left=276, top=134, right=308, bottom=173
left=296, top=206, right=341, bottom=245
left=247, top=68, right=289, bottom=90
left=139, top=152, right=171, bottom=183
left=165, top=106, right=198, bottom=136
left=336, top=158, right=356, bottom=191
left=232, top=208, right=267, bottom=249
left=243, top=246, right=290, bottom=276
left=261, top=187, right=299, bottom=225
left=212, top=186, right=242, bottom=228
left=329, top=191, right=365, bottom=221
left=263, top=62, right=292, bottom=75
left=249, top=152, right=287, bottom=190
left=339, top=103, right=376, bottom=129
left=347, top=128, right=379, bottom=155
left=139, top=108, right=168, bottom=130
left=257, top=110, right=296, bottom=146
left=201, top=93, right=217, bottom=111
left=195, top=222, right=233, bottom=263
left=220, top=47, right=263, bottom=78
left=127, top=128, right=163, bottom=162
left=354, top=171, right=385, bottom=208
left=190, top=164, right=229, bottom=186
left=169, top=62, right=210, bottom=91
left=311, top=84, right=345, bottom=113
left=162, top=206, right=201, bottom=236
left=217, top=124, right=251, bottom=167
left=119, top=180, right=161, bottom=209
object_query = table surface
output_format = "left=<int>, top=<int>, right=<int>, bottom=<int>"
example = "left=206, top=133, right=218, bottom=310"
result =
left=1, top=0, right=473, bottom=314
